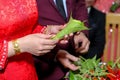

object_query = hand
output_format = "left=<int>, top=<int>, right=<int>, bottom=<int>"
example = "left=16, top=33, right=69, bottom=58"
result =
left=56, top=50, right=79, bottom=71
left=45, top=25, right=65, bottom=34
left=45, top=24, right=73, bottom=44
left=74, top=32, right=90, bottom=53
left=18, top=33, right=58, bottom=56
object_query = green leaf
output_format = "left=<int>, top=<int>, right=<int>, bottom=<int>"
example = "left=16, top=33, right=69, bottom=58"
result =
left=68, top=55, right=120, bottom=80
left=117, top=64, right=120, bottom=68
left=69, top=71, right=77, bottom=80
left=52, top=17, right=89, bottom=40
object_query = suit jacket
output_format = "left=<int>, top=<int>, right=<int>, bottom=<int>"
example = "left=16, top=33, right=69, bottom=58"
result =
left=36, top=0, right=88, bottom=26
left=35, top=0, right=88, bottom=80
left=82, top=7, right=106, bottom=59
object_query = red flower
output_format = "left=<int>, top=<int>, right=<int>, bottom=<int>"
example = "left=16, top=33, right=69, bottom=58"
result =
left=107, top=65, right=120, bottom=80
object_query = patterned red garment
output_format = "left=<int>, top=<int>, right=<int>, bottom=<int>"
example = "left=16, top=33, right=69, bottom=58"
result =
left=0, top=0, right=43, bottom=80
left=93, top=0, right=120, bottom=13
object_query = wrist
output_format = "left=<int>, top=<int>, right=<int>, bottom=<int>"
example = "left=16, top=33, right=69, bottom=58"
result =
left=12, top=39, right=21, bottom=55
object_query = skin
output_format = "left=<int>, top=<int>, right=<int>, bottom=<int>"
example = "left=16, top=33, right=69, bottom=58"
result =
left=74, top=32, right=90, bottom=53
left=56, top=32, right=90, bottom=71
left=45, top=24, right=69, bottom=44
left=45, top=25, right=90, bottom=71
left=8, top=33, right=58, bottom=57
left=8, top=23, right=89, bottom=71
left=7, top=25, right=68, bottom=57
left=56, top=50, right=79, bottom=71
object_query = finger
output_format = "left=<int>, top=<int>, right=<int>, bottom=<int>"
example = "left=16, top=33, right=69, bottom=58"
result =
left=75, top=42, right=79, bottom=49
left=68, top=64, right=79, bottom=71
left=52, top=26, right=62, bottom=34
left=76, top=43, right=86, bottom=53
left=64, top=35, right=69, bottom=40
left=64, top=60, right=79, bottom=71
left=62, top=24, right=66, bottom=28
left=74, top=38, right=80, bottom=49
left=64, top=33, right=73, bottom=39
left=76, top=31, right=81, bottom=35
left=69, top=33, right=74, bottom=37
left=37, top=50, right=51, bottom=55
left=76, top=39, right=88, bottom=51
left=76, top=40, right=90, bottom=53
left=41, top=45, right=56, bottom=50
left=39, top=34, right=56, bottom=39
left=60, top=25, right=65, bottom=30
left=52, top=30, right=59, bottom=34
left=39, top=33, right=53, bottom=39
left=41, top=39, right=58, bottom=45
left=39, top=50, right=51, bottom=53
left=57, top=50, right=79, bottom=71
left=66, top=53, right=79, bottom=62
left=80, top=41, right=90, bottom=53
left=59, top=40, right=68, bottom=44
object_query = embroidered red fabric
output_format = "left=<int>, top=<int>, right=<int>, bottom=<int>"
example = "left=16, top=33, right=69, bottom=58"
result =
left=0, top=0, right=43, bottom=80
left=0, top=40, right=8, bottom=70
left=94, top=0, right=120, bottom=13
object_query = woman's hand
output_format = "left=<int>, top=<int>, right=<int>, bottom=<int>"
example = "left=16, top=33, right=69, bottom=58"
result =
left=17, top=33, right=58, bottom=56
left=45, top=24, right=71, bottom=44
left=74, top=32, right=90, bottom=54
left=56, top=50, right=79, bottom=71
left=45, top=25, right=65, bottom=34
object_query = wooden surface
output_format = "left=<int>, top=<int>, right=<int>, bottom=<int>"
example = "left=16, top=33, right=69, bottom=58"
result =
left=102, top=13, right=120, bottom=62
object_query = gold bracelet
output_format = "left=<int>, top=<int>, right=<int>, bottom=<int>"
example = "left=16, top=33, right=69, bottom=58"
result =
left=12, top=39, right=21, bottom=55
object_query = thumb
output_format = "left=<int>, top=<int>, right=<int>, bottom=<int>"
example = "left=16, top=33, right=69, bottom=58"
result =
left=39, top=33, right=53, bottom=39
left=74, top=36, right=79, bottom=49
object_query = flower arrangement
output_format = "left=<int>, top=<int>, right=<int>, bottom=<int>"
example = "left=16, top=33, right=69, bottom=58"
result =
left=65, top=56, right=120, bottom=80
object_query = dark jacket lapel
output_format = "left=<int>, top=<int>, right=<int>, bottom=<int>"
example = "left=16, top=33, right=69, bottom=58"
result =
left=49, top=0, right=65, bottom=18
left=66, top=0, right=71, bottom=19
left=49, top=0, right=71, bottom=21
left=49, top=0, right=56, bottom=7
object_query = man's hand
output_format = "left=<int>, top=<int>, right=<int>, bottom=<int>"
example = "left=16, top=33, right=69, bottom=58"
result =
left=56, top=50, right=79, bottom=71
left=74, top=32, right=90, bottom=53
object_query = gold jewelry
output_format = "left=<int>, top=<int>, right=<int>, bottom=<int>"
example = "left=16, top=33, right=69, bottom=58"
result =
left=12, top=39, right=21, bottom=55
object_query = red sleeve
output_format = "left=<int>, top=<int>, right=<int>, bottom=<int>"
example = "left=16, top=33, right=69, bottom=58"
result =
left=32, top=25, right=46, bottom=33
left=0, top=40, right=8, bottom=70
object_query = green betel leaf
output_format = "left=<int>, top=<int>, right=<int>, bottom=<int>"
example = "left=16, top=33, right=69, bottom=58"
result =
left=52, top=17, right=89, bottom=40
left=69, top=71, right=77, bottom=80
left=68, top=56, right=120, bottom=80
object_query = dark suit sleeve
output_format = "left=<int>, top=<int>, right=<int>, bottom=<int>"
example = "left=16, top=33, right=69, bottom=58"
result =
left=82, top=7, right=106, bottom=59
